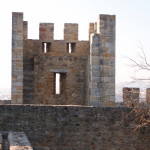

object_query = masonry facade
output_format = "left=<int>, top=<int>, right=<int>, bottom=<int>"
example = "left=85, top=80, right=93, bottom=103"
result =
left=0, top=105, right=150, bottom=150
left=12, top=12, right=116, bottom=106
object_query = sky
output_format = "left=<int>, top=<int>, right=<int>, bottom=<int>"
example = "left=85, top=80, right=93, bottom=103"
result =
left=0, top=0, right=150, bottom=94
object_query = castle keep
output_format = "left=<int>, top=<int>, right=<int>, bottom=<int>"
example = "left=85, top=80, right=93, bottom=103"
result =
left=12, top=12, right=115, bottom=106
left=0, top=12, right=148, bottom=150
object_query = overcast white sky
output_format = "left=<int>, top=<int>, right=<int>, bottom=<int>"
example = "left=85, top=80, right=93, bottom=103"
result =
left=0, top=0, right=150, bottom=93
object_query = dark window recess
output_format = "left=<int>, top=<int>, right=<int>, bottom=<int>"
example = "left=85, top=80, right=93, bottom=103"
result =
left=54, top=73, right=66, bottom=95
left=67, top=43, right=76, bottom=53
left=42, top=42, right=51, bottom=53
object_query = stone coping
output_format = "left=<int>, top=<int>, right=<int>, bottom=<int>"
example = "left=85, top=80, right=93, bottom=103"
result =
left=0, top=104, right=124, bottom=107
left=9, top=132, right=33, bottom=150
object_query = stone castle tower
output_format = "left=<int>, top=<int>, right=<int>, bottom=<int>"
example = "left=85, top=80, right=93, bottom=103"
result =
left=12, top=12, right=115, bottom=106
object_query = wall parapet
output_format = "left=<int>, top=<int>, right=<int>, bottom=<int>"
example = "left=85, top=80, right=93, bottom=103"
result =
left=0, top=105, right=149, bottom=149
left=123, top=87, right=150, bottom=107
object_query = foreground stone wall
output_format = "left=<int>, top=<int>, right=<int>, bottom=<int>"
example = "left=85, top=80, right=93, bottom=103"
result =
left=0, top=105, right=149, bottom=150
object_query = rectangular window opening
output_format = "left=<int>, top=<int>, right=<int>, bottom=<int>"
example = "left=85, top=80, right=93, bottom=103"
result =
left=42, top=42, right=51, bottom=53
left=55, top=73, right=61, bottom=94
left=67, top=43, right=76, bottom=53
left=54, top=72, right=67, bottom=95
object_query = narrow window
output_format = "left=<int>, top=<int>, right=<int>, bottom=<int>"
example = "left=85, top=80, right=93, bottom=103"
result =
left=55, top=73, right=60, bottom=94
left=67, top=43, right=76, bottom=53
left=68, top=43, right=72, bottom=53
left=42, top=42, right=51, bottom=53
left=43, top=43, right=47, bottom=53
left=54, top=72, right=67, bottom=95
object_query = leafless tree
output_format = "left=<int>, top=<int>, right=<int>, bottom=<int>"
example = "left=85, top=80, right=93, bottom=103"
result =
left=125, top=42, right=150, bottom=81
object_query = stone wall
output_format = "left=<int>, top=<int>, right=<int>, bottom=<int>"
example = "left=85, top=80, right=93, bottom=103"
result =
left=89, top=33, right=102, bottom=106
left=146, top=88, right=150, bottom=104
left=39, top=23, right=54, bottom=42
left=0, top=132, right=33, bottom=150
left=123, top=88, right=140, bottom=107
left=0, top=100, right=11, bottom=104
left=9, top=132, right=33, bottom=150
left=23, top=39, right=90, bottom=104
left=122, top=87, right=150, bottom=106
left=23, top=21, right=28, bottom=40
left=89, top=15, right=116, bottom=106
left=99, top=15, right=116, bottom=105
left=21, top=13, right=90, bottom=105
left=0, top=105, right=149, bottom=150
left=23, top=40, right=41, bottom=104
left=12, top=12, right=24, bottom=104
left=34, top=55, right=88, bottom=105
left=64, top=23, right=78, bottom=41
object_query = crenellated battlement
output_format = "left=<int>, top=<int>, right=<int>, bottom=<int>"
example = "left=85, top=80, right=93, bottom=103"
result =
left=40, top=23, right=79, bottom=42
left=23, top=20, right=79, bottom=42
left=21, top=22, right=79, bottom=42
left=12, top=12, right=116, bottom=41
left=21, top=13, right=115, bottom=42
left=39, top=23, right=54, bottom=42
left=64, top=23, right=78, bottom=41
left=123, top=87, right=150, bottom=107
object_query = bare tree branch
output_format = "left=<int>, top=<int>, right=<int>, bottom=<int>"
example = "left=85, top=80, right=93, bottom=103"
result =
left=124, top=55, right=150, bottom=71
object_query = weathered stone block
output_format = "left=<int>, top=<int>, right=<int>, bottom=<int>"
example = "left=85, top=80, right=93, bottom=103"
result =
left=89, top=82, right=98, bottom=89
left=91, top=77, right=103, bottom=82
left=9, top=132, right=33, bottom=150
left=103, top=77, right=115, bottom=83
left=91, top=89, right=102, bottom=97
left=110, top=95, right=115, bottom=101
left=92, top=71, right=100, bottom=77
left=105, top=88, right=115, bottom=96
left=39, top=23, right=54, bottom=42
left=90, top=100, right=103, bottom=107
left=64, top=23, right=78, bottom=41
left=91, top=65, right=101, bottom=71
left=109, top=70, right=115, bottom=77
left=146, top=88, right=150, bottom=104
left=23, top=21, right=28, bottom=40
left=123, top=88, right=140, bottom=107
left=89, top=23, right=95, bottom=39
